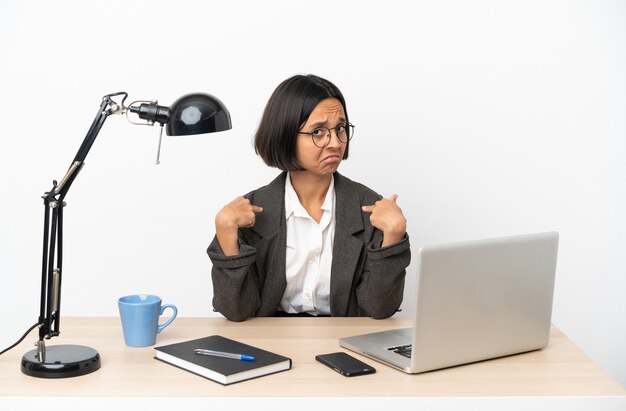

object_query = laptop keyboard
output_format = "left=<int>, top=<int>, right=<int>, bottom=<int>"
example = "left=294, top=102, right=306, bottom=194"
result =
left=388, top=344, right=412, bottom=358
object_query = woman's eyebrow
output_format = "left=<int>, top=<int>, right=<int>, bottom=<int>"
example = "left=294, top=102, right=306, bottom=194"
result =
left=307, top=117, right=347, bottom=128
left=307, top=120, right=328, bottom=128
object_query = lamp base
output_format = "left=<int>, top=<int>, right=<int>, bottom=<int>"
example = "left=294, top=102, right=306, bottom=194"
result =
left=21, top=344, right=101, bottom=378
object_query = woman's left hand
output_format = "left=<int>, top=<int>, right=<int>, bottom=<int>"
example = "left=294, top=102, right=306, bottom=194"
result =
left=362, top=194, right=407, bottom=247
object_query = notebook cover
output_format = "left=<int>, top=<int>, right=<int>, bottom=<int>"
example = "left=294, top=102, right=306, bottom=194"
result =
left=154, top=335, right=292, bottom=385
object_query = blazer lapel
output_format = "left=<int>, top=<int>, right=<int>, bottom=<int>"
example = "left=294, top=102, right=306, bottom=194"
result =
left=330, top=173, right=366, bottom=315
left=246, top=172, right=288, bottom=315
left=248, top=172, right=286, bottom=239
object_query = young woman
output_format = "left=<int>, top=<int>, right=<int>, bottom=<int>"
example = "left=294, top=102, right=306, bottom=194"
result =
left=207, top=74, right=410, bottom=321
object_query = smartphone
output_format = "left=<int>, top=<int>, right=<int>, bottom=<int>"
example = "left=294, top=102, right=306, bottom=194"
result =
left=315, top=352, right=376, bottom=377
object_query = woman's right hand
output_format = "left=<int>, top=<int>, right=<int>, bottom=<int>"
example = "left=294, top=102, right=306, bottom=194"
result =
left=215, top=196, right=263, bottom=256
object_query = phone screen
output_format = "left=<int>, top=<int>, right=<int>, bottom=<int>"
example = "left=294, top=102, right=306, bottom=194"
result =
left=315, top=352, right=376, bottom=377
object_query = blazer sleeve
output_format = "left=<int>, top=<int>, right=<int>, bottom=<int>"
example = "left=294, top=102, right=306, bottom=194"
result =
left=207, top=236, right=261, bottom=322
left=357, top=231, right=411, bottom=319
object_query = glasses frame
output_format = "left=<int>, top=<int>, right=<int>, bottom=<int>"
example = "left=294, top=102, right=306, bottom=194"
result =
left=298, top=123, right=355, bottom=148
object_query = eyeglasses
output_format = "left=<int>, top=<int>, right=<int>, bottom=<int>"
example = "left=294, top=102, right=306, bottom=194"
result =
left=298, top=123, right=355, bottom=148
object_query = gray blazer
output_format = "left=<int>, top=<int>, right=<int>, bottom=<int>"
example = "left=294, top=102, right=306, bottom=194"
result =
left=207, top=172, right=411, bottom=321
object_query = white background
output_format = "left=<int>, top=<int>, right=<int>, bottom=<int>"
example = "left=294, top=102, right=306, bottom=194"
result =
left=1, top=0, right=624, bottom=390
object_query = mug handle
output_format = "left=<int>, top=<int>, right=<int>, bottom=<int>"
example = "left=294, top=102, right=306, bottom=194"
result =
left=157, top=304, right=178, bottom=333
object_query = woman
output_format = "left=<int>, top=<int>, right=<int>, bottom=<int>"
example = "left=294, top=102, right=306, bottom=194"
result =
left=207, top=74, right=410, bottom=321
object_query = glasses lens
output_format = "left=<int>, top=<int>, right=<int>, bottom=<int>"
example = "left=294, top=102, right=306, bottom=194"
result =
left=312, top=128, right=329, bottom=147
left=344, top=124, right=354, bottom=143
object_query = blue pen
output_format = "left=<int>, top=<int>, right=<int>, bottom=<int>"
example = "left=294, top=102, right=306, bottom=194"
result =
left=194, top=348, right=255, bottom=361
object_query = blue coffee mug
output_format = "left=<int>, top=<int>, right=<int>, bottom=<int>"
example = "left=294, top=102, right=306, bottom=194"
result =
left=118, top=294, right=178, bottom=347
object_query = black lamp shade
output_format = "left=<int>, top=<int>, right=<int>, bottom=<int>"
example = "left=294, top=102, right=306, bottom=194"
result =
left=166, top=93, right=232, bottom=136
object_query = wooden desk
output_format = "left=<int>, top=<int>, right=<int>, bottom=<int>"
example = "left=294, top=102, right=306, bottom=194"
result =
left=1, top=317, right=624, bottom=398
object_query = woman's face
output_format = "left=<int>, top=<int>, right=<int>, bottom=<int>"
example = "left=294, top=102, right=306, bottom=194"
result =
left=295, top=98, right=347, bottom=176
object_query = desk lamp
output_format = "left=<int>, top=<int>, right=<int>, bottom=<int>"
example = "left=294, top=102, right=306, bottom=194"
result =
left=20, top=91, right=231, bottom=378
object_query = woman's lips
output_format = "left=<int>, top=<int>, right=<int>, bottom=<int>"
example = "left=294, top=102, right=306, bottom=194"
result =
left=321, top=155, right=341, bottom=165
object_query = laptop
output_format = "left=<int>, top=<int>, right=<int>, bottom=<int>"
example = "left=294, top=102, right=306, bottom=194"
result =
left=340, top=231, right=559, bottom=374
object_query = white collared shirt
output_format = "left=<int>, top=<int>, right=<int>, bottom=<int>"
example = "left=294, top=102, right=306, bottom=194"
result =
left=280, top=173, right=336, bottom=315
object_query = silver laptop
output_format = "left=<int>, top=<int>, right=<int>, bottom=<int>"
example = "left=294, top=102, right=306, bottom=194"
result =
left=340, top=231, right=559, bottom=374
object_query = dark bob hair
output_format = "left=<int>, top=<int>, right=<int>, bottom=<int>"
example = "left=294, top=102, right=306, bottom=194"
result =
left=254, top=74, right=350, bottom=171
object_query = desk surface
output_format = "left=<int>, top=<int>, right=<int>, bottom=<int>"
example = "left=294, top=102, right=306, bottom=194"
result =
left=1, top=317, right=624, bottom=398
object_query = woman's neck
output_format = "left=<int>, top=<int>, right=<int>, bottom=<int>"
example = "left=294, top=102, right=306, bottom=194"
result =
left=289, top=171, right=333, bottom=222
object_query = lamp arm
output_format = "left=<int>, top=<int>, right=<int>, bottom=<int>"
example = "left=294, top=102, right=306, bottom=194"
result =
left=54, top=92, right=128, bottom=199
left=36, top=92, right=127, bottom=347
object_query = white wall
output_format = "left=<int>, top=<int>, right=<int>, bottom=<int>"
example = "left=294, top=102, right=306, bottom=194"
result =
left=1, top=0, right=624, bottom=388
